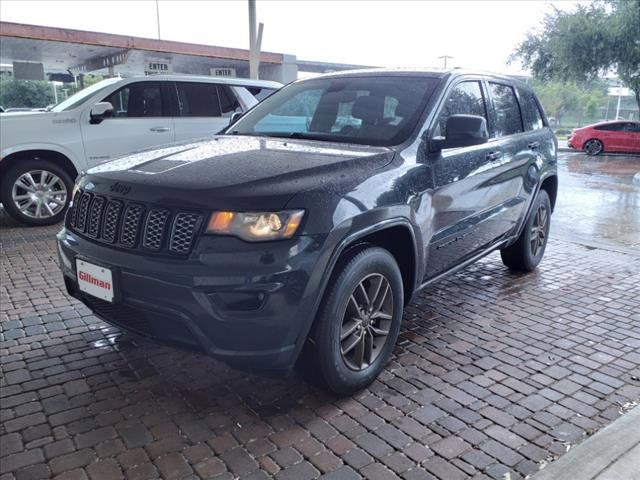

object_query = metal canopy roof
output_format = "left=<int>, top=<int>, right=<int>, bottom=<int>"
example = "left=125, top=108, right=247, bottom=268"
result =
left=0, top=21, right=283, bottom=77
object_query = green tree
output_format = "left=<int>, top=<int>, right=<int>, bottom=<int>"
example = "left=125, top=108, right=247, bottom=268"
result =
left=512, top=0, right=640, bottom=111
left=532, top=80, right=608, bottom=126
left=0, top=77, right=55, bottom=108
left=532, top=81, right=582, bottom=125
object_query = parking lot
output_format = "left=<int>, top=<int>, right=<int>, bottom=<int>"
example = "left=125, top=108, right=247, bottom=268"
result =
left=1, top=152, right=639, bottom=480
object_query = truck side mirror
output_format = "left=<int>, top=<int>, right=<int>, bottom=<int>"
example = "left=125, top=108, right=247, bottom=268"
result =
left=90, top=102, right=114, bottom=124
left=229, top=111, right=244, bottom=126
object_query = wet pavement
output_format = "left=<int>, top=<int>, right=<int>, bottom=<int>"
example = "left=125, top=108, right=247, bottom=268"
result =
left=555, top=152, right=640, bottom=251
left=1, top=153, right=639, bottom=480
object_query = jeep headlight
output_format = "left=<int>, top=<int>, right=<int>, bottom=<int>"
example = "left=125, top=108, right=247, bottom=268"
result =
left=206, top=210, right=304, bottom=241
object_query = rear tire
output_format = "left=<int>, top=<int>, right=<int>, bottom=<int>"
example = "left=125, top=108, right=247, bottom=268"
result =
left=310, top=247, right=404, bottom=395
left=583, top=138, right=604, bottom=156
left=0, top=159, right=73, bottom=226
left=500, top=189, right=551, bottom=272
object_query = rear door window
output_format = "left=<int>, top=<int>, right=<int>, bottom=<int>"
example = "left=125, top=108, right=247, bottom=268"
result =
left=177, top=82, right=222, bottom=117
left=488, top=82, right=523, bottom=137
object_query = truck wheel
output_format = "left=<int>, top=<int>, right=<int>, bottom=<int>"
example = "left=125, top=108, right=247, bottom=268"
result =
left=500, top=189, right=551, bottom=272
left=1, top=159, right=73, bottom=226
left=311, top=247, right=404, bottom=395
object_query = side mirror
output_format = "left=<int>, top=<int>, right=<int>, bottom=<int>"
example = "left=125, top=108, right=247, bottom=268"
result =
left=431, top=114, right=489, bottom=151
left=229, top=111, right=244, bottom=126
left=90, top=102, right=114, bottom=124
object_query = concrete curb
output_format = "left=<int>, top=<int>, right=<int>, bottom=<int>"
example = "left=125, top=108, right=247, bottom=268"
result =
left=531, top=406, right=640, bottom=480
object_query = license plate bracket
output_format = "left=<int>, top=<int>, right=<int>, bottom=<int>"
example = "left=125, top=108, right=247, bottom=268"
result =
left=76, top=259, right=114, bottom=302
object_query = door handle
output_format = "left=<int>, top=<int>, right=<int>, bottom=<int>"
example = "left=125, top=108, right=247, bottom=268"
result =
left=486, top=151, right=503, bottom=161
left=150, top=127, right=170, bottom=132
left=528, top=141, right=540, bottom=150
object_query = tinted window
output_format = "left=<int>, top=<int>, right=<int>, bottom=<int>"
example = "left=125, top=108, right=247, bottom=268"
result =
left=177, top=83, right=221, bottom=117
left=621, top=122, right=638, bottom=132
left=518, top=88, right=545, bottom=131
left=103, top=82, right=163, bottom=117
left=229, top=76, right=438, bottom=146
left=489, top=83, right=523, bottom=136
left=595, top=123, right=623, bottom=131
left=434, top=81, right=487, bottom=137
left=218, top=86, right=241, bottom=115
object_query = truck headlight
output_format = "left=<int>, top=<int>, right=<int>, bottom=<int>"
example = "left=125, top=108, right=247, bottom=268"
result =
left=206, top=210, right=304, bottom=241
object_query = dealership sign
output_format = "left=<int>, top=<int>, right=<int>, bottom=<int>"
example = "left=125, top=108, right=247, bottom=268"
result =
left=145, top=61, right=172, bottom=75
left=211, top=68, right=236, bottom=78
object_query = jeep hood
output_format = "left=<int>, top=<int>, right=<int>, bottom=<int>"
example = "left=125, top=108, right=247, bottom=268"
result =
left=82, top=135, right=395, bottom=210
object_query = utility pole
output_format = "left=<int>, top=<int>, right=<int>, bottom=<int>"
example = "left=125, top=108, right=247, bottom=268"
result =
left=155, top=0, right=161, bottom=40
left=438, top=55, right=453, bottom=69
left=248, top=0, right=263, bottom=79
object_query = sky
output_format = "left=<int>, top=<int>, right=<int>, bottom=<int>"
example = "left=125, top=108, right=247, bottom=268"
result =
left=0, top=0, right=586, bottom=75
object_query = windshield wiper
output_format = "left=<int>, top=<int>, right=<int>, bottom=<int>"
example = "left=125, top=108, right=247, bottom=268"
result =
left=227, top=131, right=318, bottom=140
left=226, top=131, right=273, bottom=137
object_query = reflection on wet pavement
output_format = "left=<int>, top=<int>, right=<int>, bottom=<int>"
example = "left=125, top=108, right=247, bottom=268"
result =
left=555, top=152, right=640, bottom=250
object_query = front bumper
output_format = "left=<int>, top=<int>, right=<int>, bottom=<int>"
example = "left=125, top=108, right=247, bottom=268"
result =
left=57, top=228, right=328, bottom=372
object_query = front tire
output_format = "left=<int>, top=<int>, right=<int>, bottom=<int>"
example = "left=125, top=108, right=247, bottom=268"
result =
left=500, top=189, right=551, bottom=272
left=0, top=159, right=73, bottom=226
left=311, top=247, right=404, bottom=395
left=583, top=139, right=604, bottom=156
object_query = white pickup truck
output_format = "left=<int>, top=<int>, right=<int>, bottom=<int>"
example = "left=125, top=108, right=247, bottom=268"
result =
left=0, top=75, right=281, bottom=225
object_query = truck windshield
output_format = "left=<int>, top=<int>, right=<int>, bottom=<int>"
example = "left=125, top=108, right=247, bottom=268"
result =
left=51, top=78, right=122, bottom=112
left=227, top=75, right=439, bottom=146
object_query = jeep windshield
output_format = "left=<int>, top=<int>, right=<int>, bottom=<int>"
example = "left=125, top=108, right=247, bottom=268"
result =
left=51, top=78, right=122, bottom=112
left=227, top=75, right=439, bottom=146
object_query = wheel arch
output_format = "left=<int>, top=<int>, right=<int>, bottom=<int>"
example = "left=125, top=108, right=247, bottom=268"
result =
left=294, top=218, right=420, bottom=370
left=341, top=224, right=418, bottom=306
left=0, top=149, right=79, bottom=181
left=540, top=174, right=558, bottom=212
left=318, top=218, right=420, bottom=313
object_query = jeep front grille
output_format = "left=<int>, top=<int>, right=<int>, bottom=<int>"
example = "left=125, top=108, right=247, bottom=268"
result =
left=66, top=190, right=203, bottom=255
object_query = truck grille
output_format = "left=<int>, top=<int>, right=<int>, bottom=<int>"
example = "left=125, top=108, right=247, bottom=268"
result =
left=67, top=190, right=203, bottom=255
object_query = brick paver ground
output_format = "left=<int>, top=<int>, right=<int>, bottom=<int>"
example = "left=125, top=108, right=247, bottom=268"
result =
left=1, top=212, right=639, bottom=480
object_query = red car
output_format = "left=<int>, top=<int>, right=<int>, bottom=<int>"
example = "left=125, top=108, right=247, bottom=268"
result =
left=568, top=121, right=640, bottom=155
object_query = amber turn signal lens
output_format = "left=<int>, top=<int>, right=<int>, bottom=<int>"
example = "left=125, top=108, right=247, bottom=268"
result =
left=283, top=211, right=304, bottom=238
left=207, top=211, right=235, bottom=232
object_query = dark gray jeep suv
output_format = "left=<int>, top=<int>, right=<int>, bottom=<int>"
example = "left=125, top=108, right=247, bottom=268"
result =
left=57, top=69, right=557, bottom=394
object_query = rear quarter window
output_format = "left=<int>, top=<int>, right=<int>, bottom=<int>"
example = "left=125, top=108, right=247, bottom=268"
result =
left=518, top=87, right=545, bottom=131
left=489, top=82, right=524, bottom=137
